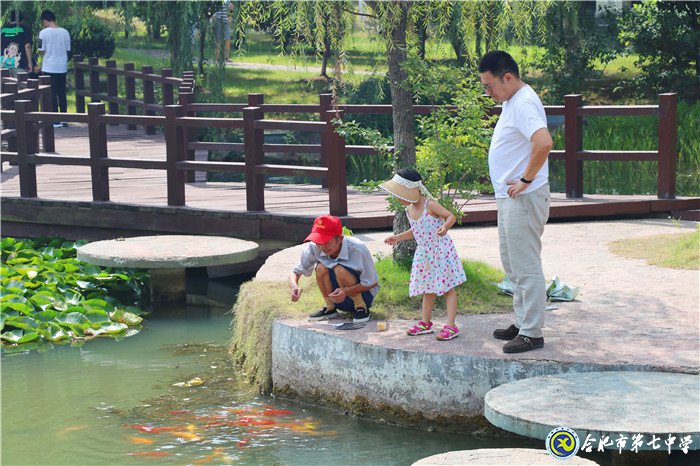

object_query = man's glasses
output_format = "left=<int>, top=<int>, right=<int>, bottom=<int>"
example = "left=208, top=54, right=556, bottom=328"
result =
left=482, top=78, right=502, bottom=93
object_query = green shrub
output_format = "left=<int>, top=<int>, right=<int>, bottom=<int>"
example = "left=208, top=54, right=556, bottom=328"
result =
left=63, top=15, right=115, bottom=59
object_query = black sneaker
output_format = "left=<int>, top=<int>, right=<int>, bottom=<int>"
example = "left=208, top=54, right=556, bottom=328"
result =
left=493, top=324, right=519, bottom=340
left=353, top=307, right=370, bottom=323
left=308, top=307, right=338, bottom=321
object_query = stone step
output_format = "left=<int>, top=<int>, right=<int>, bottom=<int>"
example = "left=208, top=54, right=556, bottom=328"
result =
left=412, top=448, right=599, bottom=465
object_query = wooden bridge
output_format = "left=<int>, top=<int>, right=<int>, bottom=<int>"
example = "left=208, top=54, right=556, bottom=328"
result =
left=1, top=58, right=698, bottom=242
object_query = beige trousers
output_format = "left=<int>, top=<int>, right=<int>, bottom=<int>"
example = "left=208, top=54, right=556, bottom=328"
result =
left=496, top=183, right=550, bottom=338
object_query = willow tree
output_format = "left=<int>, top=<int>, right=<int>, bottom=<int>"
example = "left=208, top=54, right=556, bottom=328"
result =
left=359, top=0, right=551, bottom=261
left=248, top=0, right=353, bottom=79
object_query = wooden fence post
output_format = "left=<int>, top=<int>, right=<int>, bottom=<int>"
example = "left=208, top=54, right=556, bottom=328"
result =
left=39, top=75, right=55, bottom=152
left=26, top=79, right=41, bottom=154
left=89, top=57, right=101, bottom=102
left=178, top=90, right=196, bottom=183
left=15, top=100, right=37, bottom=198
left=657, top=93, right=677, bottom=200
left=124, top=63, right=137, bottom=130
left=165, top=105, right=186, bottom=206
left=319, top=93, right=332, bottom=188
left=87, top=102, right=110, bottom=201
left=243, top=106, right=265, bottom=211
left=161, top=68, right=173, bottom=106
left=324, top=109, right=348, bottom=216
left=73, top=55, right=85, bottom=112
left=247, top=94, right=265, bottom=188
left=564, top=94, right=583, bottom=198
left=4, top=82, right=17, bottom=152
left=142, top=65, right=155, bottom=135
left=106, top=60, right=119, bottom=118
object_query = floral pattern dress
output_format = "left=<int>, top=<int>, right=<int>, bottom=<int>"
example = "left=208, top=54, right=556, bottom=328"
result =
left=408, top=202, right=467, bottom=297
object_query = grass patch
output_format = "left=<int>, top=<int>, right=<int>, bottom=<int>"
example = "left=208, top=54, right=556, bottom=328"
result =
left=609, top=228, right=700, bottom=269
left=229, top=256, right=510, bottom=392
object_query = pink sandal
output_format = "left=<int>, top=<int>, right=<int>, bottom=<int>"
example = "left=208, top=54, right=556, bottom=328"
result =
left=406, top=321, right=433, bottom=336
left=436, top=324, right=459, bottom=341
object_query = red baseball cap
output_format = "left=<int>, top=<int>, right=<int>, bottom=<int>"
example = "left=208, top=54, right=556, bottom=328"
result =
left=304, top=215, right=343, bottom=244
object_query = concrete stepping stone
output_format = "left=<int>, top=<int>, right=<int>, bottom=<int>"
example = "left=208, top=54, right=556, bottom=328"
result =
left=412, top=448, right=599, bottom=465
left=485, top=371, right=699, bottom=452
left=77, top=235, right=258, bottom=302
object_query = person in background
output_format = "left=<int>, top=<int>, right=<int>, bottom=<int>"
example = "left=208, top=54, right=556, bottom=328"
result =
left=478, top=50, right=553, bottom=353
left=289, top=215, right=379, bottom=324
left=38, top=9, right=71, bottom=127
left=1, top=11, right=33, bottom=76
left=212, top=1, right=234, bottom=62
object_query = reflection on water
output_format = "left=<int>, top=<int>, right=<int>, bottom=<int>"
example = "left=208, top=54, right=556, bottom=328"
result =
left=1, top=276, right=606, bottom=465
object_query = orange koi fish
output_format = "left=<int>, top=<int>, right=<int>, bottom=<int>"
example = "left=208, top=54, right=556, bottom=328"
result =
left=126, top=423, right=155, bottom=433
left=150, top=425, right=187, bottom=434
left=128, top=451, right=171, bottom=458
left=261, top=410, right=294, bottom=416
left=237, top=437, right=251, bottom=448
left=59, top=425, right=88, bottom=435
left=128, top=436, right=154, bottom=445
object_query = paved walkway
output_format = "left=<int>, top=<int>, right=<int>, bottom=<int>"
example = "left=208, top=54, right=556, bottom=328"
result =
left=260, top=218, right=700, bottom=373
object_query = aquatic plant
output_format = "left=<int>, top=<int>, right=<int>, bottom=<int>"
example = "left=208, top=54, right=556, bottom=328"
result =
left=0, top=237, right=148, bottom=350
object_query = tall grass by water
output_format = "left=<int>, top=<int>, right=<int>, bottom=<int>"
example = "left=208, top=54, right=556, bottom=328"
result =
left=549, top=101, right=699, bottom=197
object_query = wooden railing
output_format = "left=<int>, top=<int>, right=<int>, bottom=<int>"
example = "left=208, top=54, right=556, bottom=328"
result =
left=72, top=55, right=195, bottom=135
left=0, top=69, right=55, bottom=153
left=1, top=56, right=679, bottom=216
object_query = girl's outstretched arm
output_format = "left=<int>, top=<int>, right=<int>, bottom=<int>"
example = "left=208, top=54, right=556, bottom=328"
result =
left=427, top=200, right=456, bottom=236
left=384, top=228, right=414, bottom=245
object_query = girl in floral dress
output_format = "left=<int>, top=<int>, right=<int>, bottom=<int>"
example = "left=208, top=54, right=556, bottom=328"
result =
left=381, top=169, right=466, bottom=340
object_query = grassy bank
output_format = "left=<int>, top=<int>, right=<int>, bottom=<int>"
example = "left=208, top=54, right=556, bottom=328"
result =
left=229, top=256, right=510, bottom=392
left=609, top=228, right=700, bottom=269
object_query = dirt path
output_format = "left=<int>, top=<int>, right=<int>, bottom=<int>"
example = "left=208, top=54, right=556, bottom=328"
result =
left=354, top=218, right=699, bottom=371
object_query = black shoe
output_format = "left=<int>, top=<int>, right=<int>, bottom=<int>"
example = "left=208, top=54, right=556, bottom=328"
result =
left=353, top=307, right=370, bottom=323
left=493, top=324, right=519, bottom=340
left=308, top=307, right=338, bottom=321
left=61, top=122, right=69, bottom=127
left=502, top=335, right=544, bottom=353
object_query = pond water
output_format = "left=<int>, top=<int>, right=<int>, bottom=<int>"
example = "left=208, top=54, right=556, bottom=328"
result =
left=3, top=278, right=609, bottom=466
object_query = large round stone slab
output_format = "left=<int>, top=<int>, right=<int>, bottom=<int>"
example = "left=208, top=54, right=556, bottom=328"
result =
left=76, top=235, right=259, bottom=268
left=77, top=235, right=259, bottom=302
left=485, top=371, right=700, bottom=451
left=412, top=448, right=598, bottom=465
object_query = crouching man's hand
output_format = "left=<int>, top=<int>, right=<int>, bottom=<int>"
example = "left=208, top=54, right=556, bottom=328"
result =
left=328, top=287, right=347, bottom=304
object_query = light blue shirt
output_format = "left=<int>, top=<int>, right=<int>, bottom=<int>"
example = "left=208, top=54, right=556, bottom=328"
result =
left=293, top=236, right=380, bottom=296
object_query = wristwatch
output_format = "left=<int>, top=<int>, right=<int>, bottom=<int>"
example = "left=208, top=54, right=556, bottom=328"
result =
left=520, top=177, right=533, bottom=184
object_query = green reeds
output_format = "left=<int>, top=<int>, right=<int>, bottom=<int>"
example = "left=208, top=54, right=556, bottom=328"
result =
left=550, top=101, right=699, bottom=196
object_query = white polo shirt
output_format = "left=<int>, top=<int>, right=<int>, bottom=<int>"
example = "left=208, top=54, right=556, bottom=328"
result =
left=488, top=84, right=548, bottom=198
left=293, top=235, right=380, bottom=296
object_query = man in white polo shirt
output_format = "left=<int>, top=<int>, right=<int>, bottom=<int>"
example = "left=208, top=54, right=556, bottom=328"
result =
left=479, top=50, right=553, bottom=353
left=289, top=215, right=379, bottom=324
left=38, top=9, right=71, bottom=127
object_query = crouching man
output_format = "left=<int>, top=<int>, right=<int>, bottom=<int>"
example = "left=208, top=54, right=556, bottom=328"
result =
left=289, top=215, right=379, bottom=323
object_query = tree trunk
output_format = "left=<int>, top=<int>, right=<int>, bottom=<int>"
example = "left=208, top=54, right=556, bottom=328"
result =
left=386, top=1, right=416, bottom=167
left=198, top=26, right=206, bottom=75
left=320, top=34, right=331, bottom=78
left=451, top=37, right=465, bottom=67
left=392, top=210, right=417, bottom=265
left=417, top=18, right=427, bottom=60
left=385, top=1, right=417, bottom=262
